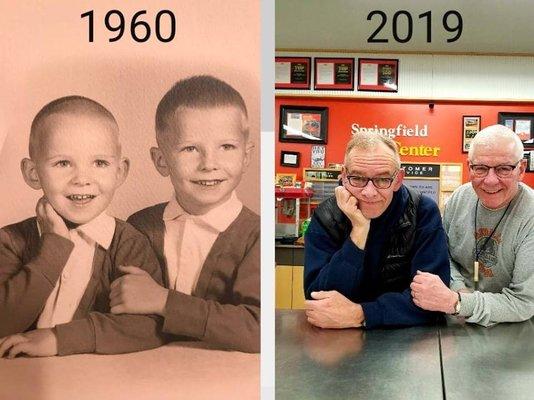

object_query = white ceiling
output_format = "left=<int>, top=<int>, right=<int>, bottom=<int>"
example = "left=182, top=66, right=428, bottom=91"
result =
left=276, top=0, right=534, bottom=55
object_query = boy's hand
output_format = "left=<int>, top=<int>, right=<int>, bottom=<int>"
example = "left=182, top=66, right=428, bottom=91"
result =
left=0, top=328, right=58, bottom=358
left=110, top=266, right=168, bottom=316
left=335, top=185, right=370, bottom=249
left=36, top=197, right=70, bottom=240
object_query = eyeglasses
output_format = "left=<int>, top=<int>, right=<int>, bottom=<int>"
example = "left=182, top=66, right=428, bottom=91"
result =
left=469, top=161, right=521, bottom=178
left=345, top=171, right=398, bottom=189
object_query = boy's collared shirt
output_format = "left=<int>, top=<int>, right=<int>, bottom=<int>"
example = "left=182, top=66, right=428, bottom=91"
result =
left=163, top=192, right=242, bottom=294
left=37, top=212, right=115, bottom=328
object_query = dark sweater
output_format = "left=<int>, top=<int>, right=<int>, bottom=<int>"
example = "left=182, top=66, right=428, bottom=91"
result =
left=0, top=217, right=166, bottom=355
left=128, top=204, right=260, bottom=353
left=304, top=186, right=450, bottom=328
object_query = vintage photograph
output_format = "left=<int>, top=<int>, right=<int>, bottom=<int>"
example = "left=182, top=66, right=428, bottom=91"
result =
left=0, top=1, right=260, bottom=399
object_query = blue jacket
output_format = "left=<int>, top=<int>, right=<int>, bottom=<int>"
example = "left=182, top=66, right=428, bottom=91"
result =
left=304, top=185, right=450, bottom=328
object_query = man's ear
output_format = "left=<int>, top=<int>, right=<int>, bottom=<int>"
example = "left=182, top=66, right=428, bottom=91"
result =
left=150, top=147, right=170, bottom=177
left=518, top=158, right=527, bottom=180
left=393, top=168, right=405, bottom=191
left=116, top=157, right=130, bottom=187
left=20, top=158, right=42, bottom=190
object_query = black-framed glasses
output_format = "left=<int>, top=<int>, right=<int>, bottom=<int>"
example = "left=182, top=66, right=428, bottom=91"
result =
left=345, top=171, right=399, bottom=189
left=469, top=161, right=521, bottom=178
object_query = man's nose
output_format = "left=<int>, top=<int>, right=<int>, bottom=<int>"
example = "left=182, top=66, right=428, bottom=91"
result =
left=360, top=179, right=378, bottom=196
left=483, top=168, right=500, bottom=185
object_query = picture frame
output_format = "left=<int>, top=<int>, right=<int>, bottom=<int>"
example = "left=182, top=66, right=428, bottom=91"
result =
left=279, top=105, right=328, bottom=144
left=498, top=112, right=534, bottom=149
left=275, top=173, right=297, bottom=187
left=462, top=115, right=482, bottom=153
left=524, top=151, right=534, bottom=172
left=280, top=151, right=300, bottom=167
left=357, top=58, right=398, bottom=92
left=314, top=57, right=355, bottom=90
left=275, top=57, right=311, bottom=90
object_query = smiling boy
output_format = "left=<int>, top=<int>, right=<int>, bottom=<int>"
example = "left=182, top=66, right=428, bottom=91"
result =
left=109, top=76, right=260, bottom=353
left=0, top=96, right=165, bottom=357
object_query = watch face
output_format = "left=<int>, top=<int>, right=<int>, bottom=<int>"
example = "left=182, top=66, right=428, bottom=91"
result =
left=455, top=293, right=462, bottom=314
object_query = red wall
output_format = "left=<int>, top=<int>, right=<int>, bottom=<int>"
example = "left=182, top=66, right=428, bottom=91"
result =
left=275, top=96, right=534, bottom=187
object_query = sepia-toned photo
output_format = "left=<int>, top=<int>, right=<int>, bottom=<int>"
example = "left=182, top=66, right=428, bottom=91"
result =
left=0, top=2, right=260, bottom=399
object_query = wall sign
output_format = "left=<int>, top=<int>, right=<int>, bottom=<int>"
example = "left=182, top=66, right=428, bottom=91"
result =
left=402, top=163, right=441, bottom=178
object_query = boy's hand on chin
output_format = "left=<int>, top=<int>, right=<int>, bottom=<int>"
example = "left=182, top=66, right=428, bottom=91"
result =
left=36, top=197, right=70, bottom=240
left=110, top=266, right=168, bottom=316
left=0, top=329, right=58, bottom=358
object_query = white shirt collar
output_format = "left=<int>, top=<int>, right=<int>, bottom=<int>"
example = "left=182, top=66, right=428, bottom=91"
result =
left=163, top=192, right=243, bottom=233
left=36, top=212, right=116, bottom=250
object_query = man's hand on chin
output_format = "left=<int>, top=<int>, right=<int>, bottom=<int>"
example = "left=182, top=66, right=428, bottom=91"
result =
left=305, top=290, right=364, bottom=329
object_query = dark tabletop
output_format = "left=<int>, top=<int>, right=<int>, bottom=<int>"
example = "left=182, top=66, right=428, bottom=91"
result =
left=276, top=310, right=443, bottom=400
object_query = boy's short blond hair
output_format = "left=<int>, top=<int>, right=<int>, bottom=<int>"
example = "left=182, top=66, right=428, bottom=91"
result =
left=29, top=96, right=118, bottom=159
left=345, top=132, right=401, bottom=168
left=155, top=75, right=248, bottom=147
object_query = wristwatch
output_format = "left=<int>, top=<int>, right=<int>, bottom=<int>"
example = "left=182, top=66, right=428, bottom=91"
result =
left=452, top=292, right=462, bottom=315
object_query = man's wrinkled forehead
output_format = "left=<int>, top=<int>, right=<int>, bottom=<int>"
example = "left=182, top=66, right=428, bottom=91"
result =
left=345, top=146, right=398, bottom=173
left=471, top=140, right=518, bottom=162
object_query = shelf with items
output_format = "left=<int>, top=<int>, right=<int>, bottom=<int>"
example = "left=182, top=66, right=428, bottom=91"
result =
left=303, top=167, right=341, bottom=204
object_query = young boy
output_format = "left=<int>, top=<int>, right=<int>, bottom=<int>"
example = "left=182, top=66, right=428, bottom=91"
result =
left=109, top=76, right=260, bottom=353
left=0, top=96, right=165, bottom=358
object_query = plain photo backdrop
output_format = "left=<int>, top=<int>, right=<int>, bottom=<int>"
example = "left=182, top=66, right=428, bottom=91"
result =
left=0, top=0, right=260, bottom=227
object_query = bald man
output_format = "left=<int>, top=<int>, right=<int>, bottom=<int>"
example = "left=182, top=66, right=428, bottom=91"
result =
left=411, top=124, right=534, bottom=326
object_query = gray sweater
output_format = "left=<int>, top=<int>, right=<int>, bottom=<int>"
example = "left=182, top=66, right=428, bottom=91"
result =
left=444, top=182, right=534, bottom=326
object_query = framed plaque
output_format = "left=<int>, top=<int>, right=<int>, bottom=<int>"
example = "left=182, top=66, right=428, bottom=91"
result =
left=275, top=57, right=311, bottom=90
left=313, top=57, right=354, bottom=90
left=462, top=116, right=482, bottom=153
left=498, top=112, right=534, bottom=149
left=279, top=105, right=328, bottom=144
left=280, top=151, right=300, bottom=167
left=357, top=58, right=398, bottom=92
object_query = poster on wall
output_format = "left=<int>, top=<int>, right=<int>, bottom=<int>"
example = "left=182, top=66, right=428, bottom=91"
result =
left=498, top=112, right=534, bottom=149
left=311, top=145, right=326, bottom=167
left=279, top=105, right=328, bottom=144
left=462, top=116, right=481, bottom=153
left=403, top=179, right=440, bottom=205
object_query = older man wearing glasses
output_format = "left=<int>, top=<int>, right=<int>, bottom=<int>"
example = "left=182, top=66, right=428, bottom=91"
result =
left=303, top=132, right=450, bottom=329
left=411, top=124, right=534, bottom=326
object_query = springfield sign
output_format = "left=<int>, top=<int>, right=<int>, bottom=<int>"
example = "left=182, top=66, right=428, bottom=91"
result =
left=351, top=123, right=440, bottom=157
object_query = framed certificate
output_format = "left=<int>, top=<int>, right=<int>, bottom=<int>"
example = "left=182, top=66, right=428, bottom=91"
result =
left=357, top=58, right=398, bottom=92
left=275, top=57, right=311, bottom=89
left=280, top=151, right=300, bottom=167
left=313, top=57, right=354, bottom=90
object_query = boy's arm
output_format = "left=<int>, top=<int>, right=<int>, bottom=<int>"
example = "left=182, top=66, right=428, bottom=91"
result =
left=0, top=227, right=74, bottom=337
left=162, top=234, right=260, bottom=353
left=53, top=233, right=167, bottom=355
